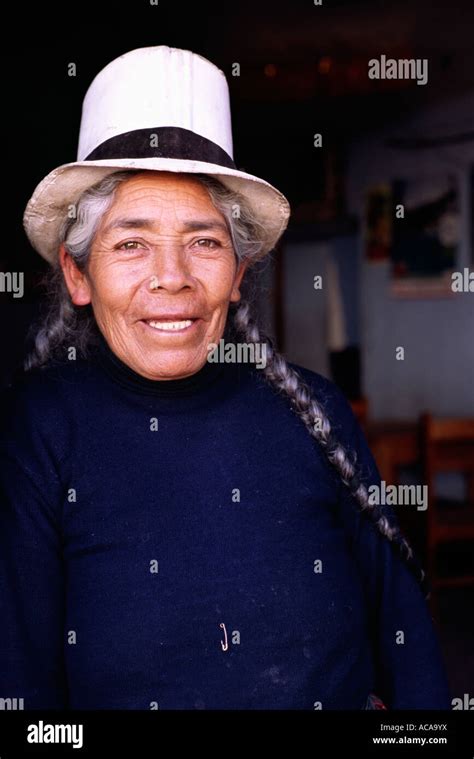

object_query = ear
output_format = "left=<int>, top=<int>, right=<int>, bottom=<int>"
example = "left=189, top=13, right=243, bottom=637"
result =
left=230, top=259, right=249, bottom=303
left=59, top=244, right=92, bottom=306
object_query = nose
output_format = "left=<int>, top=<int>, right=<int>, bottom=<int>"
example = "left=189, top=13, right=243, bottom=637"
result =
left=146, top=242, right=193, bottom=294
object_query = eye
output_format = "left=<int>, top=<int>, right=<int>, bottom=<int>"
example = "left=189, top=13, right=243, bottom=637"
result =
left=193, top=238, right=221, bottom=249
left=116, top=240, right=145, bottom=252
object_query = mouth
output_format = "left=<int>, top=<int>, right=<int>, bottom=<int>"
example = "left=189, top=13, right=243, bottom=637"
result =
left=140, top=316, right=202, bottom=334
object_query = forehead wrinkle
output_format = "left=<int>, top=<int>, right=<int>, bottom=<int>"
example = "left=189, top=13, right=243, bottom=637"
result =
left=98, top=176, right=230, bottom=241
left=114, top=177, right=215, bottom=212
left=101, top=214, right=229, bottom=235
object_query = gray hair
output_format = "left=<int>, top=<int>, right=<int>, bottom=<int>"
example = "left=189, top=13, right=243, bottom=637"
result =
left=25, top=169, right=427, bottom=596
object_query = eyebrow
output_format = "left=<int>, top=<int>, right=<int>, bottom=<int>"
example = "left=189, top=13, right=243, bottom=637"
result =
left=102, top=217, right=230, bottom=235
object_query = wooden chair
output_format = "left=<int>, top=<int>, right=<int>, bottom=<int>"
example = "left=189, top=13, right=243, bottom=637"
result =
left=420, top=413, right=474, bottom=600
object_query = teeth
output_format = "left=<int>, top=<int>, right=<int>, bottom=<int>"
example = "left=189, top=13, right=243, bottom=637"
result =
left=147, top=319, right=194, bottom=331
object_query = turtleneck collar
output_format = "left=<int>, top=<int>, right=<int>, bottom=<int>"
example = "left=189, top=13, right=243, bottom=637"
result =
left=92, top=330, right=230, bottom=398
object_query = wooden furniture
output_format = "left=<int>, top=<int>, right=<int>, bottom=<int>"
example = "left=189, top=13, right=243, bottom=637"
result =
left=348, top=409, right=474, bottom=616
left=367, top=421, right=419, bottom=486
left=420, top=413, right=474, bottom=593
left=366, top=421, right=422, bottom=555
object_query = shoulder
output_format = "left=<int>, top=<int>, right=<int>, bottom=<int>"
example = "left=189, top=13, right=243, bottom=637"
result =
left=249, top=355, right=362, bottom=449
left=285, top=361, right=359, bottom=441
left=280, top=360, right=380, bottom=487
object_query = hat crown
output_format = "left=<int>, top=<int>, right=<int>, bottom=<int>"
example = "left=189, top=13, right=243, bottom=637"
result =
left=77, top=46, right=233, bottom=162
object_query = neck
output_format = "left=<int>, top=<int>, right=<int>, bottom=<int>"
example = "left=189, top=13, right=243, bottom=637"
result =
left=93, top=330, right=231, bottom=398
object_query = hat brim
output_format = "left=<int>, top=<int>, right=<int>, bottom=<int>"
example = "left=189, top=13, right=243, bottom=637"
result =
left=23, top=157, right=291, bottom=264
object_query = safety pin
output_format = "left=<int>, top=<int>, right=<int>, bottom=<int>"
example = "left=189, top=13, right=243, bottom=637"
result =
left=220, top=622, right=228, bottom=651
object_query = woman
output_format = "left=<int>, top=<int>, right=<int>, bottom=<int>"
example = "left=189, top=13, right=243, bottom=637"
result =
left=0, top=46, right=450, bottom=710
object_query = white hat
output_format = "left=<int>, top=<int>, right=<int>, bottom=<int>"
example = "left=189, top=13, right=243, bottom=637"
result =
left=23, top=45, right=291, bottom=264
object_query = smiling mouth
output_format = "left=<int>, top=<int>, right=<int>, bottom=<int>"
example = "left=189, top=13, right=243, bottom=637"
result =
left=141, top=318, right=200, bottom=333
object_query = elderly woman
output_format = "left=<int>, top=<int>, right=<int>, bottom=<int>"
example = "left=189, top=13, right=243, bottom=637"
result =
left=0, top=46, right=450, bottom=711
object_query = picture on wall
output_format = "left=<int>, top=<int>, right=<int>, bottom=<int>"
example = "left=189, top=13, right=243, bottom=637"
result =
left=389, top=174, right=460, bottom=297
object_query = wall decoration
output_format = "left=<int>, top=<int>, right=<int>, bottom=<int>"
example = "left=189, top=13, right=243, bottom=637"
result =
left=389, top=174, right=460, bottom=297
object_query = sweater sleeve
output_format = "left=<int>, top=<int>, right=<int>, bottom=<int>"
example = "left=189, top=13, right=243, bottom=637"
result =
left=0, top=382, right=68, bottom=709
left=298, top=367, right=452, bottom=710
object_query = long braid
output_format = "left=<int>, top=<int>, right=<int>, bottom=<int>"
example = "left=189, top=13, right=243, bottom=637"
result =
left=231, top=299, right=428, bottom=598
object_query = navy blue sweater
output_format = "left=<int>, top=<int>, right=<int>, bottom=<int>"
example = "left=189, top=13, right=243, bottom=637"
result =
left=0, top=335, right=451, bottom=710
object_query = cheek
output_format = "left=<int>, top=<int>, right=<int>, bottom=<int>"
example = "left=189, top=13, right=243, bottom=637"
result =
left=197, top=258, right=238, bottom=304
left=87, top=278, right=133, bottom=326
left=87, top=265, right=139, bottom=315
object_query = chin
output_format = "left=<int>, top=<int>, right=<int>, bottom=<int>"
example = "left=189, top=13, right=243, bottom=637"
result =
left=139, top=356, right=205, bottom=380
